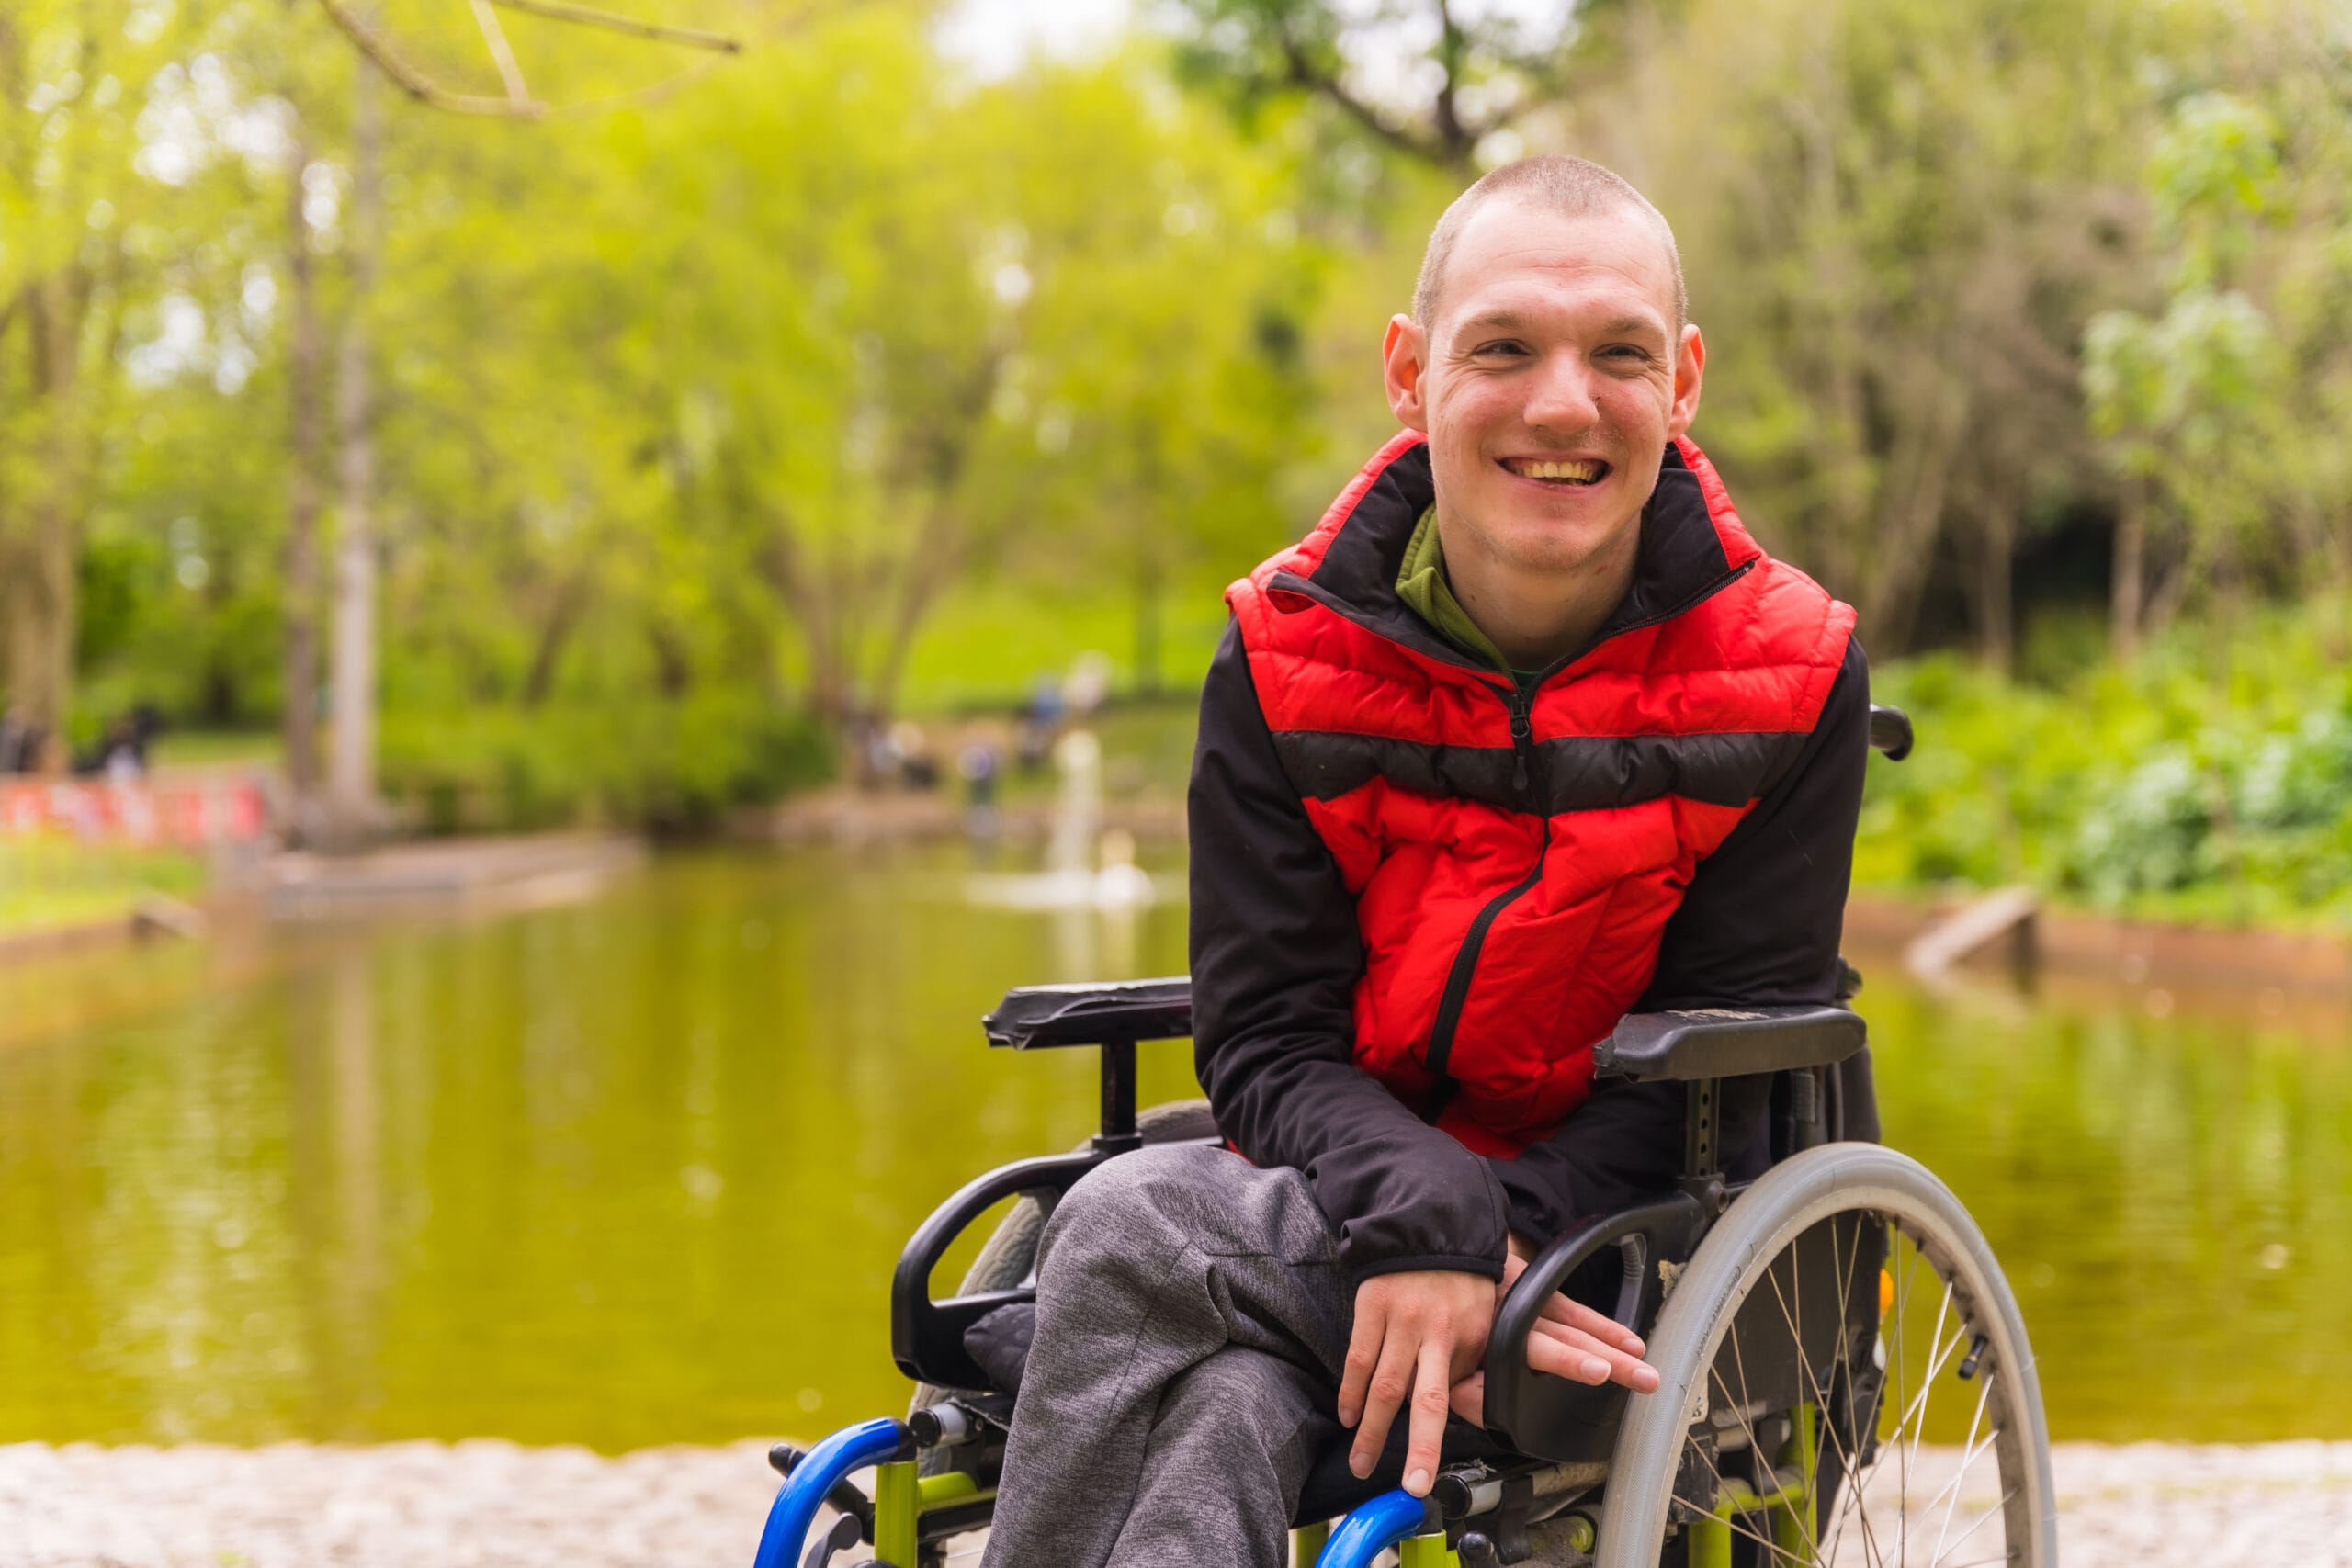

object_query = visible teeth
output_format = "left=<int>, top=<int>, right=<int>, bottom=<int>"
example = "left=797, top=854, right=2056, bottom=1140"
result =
left=1511, top=458, right=1603, bottom=482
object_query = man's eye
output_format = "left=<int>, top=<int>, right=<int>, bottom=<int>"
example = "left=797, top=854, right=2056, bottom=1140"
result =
left=1474, top=341, right=1529, bottom=357
left=1600, top=345, right=1654, bottom=363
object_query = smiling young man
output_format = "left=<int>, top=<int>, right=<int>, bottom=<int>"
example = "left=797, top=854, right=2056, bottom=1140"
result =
left=978, top=156, right=1871, bottom=1568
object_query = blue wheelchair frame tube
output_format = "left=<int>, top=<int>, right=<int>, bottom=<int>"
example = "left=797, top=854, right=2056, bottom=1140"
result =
left=751, top=1417, right=907, bottom=1568
left=1321, top=1488, right=1437, bottom=1568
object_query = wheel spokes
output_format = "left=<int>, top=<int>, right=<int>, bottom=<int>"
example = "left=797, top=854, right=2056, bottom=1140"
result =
left=1679, top=1217, right=2026, bottom=1568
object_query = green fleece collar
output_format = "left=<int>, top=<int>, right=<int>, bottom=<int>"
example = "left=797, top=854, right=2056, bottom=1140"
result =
left=1394, top=508, right=1536, bottom=686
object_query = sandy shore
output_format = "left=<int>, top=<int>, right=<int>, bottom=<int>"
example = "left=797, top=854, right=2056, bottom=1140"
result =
left=3, top=1438, right=2348, bottom=1565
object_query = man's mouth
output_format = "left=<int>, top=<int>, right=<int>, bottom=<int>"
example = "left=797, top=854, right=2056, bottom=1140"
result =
left=1499, top=456, right=1610, bottom=486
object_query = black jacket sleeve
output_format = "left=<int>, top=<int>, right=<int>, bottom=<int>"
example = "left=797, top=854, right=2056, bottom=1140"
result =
left=1190, top=622, right=1512, bottom=1281
left=1484, top=637, right=1872, bottom=1246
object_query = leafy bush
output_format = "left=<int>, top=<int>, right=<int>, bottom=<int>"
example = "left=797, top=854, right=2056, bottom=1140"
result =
left=1860, top=608, right=2352, bottom=928
left=379, top=694, right=833, bottom=836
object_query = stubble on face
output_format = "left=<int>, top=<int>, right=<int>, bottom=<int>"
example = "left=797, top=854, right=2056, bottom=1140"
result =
left=1408, top=198, right=1692, bottom=586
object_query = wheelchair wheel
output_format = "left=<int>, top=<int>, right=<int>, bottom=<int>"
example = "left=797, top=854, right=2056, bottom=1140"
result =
left=1596, top=1144, right=2055, bottom=1568
left=908, top=1096, right=1220, bottom=1465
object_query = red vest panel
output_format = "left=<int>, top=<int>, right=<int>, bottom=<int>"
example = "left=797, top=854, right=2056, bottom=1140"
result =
left=1226, top=433, right=1856, bottom=1156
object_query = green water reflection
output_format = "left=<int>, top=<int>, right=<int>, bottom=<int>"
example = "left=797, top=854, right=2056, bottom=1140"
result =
left=1, top=847, right=2345, bottom=1448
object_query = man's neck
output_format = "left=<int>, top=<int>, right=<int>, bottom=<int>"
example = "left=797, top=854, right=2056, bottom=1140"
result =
left=1437, top=512, right=1642, bottom=672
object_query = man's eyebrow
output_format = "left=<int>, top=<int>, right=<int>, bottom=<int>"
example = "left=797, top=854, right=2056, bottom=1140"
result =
left=1595, top=313, right=1669, bottom=343
left=1450, top=310, right=1532, bottom=339
left=1449, top=310, right=1668, bottom=343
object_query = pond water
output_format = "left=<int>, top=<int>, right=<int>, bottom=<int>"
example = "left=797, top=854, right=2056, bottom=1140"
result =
left=1, top=845, right=2346, bottom=1450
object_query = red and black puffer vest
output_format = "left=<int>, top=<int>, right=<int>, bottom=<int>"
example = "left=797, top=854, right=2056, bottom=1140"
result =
left=1226, top=432, right=1857, bottom=1159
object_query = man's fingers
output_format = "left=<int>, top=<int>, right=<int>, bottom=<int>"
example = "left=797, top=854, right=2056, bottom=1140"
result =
left=1536, top=1291, right=1645, bottom=1356
left=1526, top=1322, right=1659, bottom=1393
left=1338, top=1304, right=1385, bottom=1429
left=1448, top=1370, right=1486, bottom=1426
left=1400, top=1337, right=1452, bottom=1496
left=1348, top=1328, right=1418, bottom=1478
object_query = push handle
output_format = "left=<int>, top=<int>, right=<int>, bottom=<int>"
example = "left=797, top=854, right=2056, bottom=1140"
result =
left=1868, top=705, right=1914, bottom=761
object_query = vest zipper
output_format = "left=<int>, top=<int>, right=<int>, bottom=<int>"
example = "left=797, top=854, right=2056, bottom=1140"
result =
left=1421, top=682, right=1546, bottom=1122
left=1275, top=549, right=1763, bottom=1124
left=1507, top=684, right=1533, bottom=794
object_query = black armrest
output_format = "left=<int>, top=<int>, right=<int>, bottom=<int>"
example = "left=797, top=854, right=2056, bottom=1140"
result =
left=1595, top=1005, right=1865, bottom=1082
left=1480, top=1193, right=1709, bottom=1462
left=890, top=1150, right=1106, bottom=1390
left=984, top=978, right=1193, bottom=1049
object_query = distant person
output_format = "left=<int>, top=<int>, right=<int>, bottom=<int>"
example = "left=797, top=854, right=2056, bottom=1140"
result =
left=848, top=709, right=895, bottom=791
left=979, top=155, right=1874, bottom=1567
left=0, top=709, right=30, bottom=775
left=130, top=703, right=164, bottom=764
left=100, top=716, right=146, bottom=786
left=1065, top=651, right=1112, bottom=719
left=1015, top=676, right=1065, bottom=773
left=957, top=735, right=1002, bottom=834
left=891, top=720, right=939, bottom=790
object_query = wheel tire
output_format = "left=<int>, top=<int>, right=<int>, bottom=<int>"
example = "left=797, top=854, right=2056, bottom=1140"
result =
left=1594, top=1143, right=2056, bottom=1568
left=908, top=1097, right=1220, bottom=1462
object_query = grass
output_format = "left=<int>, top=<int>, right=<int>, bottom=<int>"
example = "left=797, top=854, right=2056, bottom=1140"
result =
left=0, top=839, right=208, bottom=938
left=896, top=575, right=1234, bottom=716
left=149, top=729, right=280, bottom=770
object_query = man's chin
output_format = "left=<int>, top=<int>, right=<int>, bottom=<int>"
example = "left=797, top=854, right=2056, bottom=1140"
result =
left=1477, top=497, right=1642, bottom=570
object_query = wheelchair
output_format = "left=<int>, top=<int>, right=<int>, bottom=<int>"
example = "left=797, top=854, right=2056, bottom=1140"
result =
left=753, top=706, right=2057, bottom=1568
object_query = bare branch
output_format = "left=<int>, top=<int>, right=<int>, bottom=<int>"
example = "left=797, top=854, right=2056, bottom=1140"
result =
left=314, top=0, right=545, bottom=116
left=1430, top=0, right=1469, bottom=164
left=543, top=49, right=733, bottom=118
left=468, top=0, right=534, bottom=108
left=486, top=0, right=740, bottom=54
left=1273, top=27, right=1444, bottom=167
left=542, top=0, right=836, bottom=119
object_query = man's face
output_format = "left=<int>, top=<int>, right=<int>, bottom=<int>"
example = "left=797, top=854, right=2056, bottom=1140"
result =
left=1383, top=199, right=1704, bottom=579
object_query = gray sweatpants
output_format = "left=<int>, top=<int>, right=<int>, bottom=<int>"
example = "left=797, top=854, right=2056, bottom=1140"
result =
left=978, top=1144, right=1359, bottom=1568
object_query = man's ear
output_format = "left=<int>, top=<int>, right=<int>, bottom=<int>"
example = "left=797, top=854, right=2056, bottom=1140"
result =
left=1667, top=322, right=1706, bottom=441
left=1383, top=314, right=1430, bottom=433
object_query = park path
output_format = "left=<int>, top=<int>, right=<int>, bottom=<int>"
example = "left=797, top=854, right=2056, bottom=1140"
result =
left=2, top=1438, right=2349, bottom=1565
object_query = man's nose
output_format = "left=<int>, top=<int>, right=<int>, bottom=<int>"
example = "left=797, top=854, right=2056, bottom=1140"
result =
left=1522, top=355, right=1602, bottom=434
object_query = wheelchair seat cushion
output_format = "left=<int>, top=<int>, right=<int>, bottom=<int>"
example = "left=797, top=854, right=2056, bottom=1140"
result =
left=963, top=1300, right=1036, bottom=1395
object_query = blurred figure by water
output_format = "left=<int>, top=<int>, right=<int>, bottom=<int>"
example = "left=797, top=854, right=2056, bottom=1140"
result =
left=957, top=732, right=1003, bottom=837
left=1015, top=677, right=1065, bottom=774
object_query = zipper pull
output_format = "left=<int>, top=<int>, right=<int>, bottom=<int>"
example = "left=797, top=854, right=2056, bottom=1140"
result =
left=1508, top=692, right=1533, bottom=794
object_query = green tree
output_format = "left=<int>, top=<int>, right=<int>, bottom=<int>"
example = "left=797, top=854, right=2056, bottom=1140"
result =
left=0, top=0, right=208, bottom=765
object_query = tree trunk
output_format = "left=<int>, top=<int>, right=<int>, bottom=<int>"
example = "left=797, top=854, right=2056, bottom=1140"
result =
left=2109, top=474, right=2144, bottom=664
left=12, top=278, right=86, bottom=773
left=521, top=573, right=586, bottom=707
left=1855, top=385, right=1963, bottom=655
left=1976, top=504, right=2015, bottom=674
left=1133, top=557, right=1161, bottom=698
left=284, top=122, right=325, bottom=827
left=866, top=501, right=961, bottom=725
left=325, top=62, right=383, bottom=851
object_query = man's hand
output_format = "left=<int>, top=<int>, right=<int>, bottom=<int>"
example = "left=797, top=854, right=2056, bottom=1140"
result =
left=1340, top=1269, right=1494, bottom=1496
left=1445, top=1234, right=1660, bottom=1427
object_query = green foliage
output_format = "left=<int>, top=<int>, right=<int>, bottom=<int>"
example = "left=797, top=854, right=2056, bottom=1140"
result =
left=379, top=694, right=831, bottom=836
left=18, top=0, right=2352, bottom=862
left=1859, top=608, right=2352, bottom=926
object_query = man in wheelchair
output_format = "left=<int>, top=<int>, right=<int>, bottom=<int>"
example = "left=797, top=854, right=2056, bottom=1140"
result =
left=977, top=155, right=1876, bottom=1566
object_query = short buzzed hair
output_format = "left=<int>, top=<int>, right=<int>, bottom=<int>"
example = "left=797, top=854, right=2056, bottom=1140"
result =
left=1412, top=155, right=1688, bottom=333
